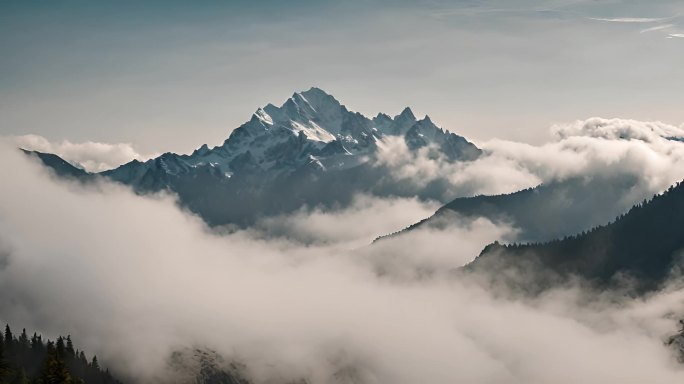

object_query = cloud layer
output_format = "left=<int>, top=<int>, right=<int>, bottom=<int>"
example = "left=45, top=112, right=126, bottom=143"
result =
left=3, top=133, right=684, bottom=383
left=379, top=117, right=684, bottom=197
left=374, top=117, right=684, bottom=241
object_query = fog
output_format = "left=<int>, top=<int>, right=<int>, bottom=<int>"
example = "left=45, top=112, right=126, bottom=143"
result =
left=373, top=117, right=684, bottom=243
left=378, top=117, right=684, bottom=200
left=2, top=137, right=684, bottom=384
left=13, top=134, right=155, bottom=172
left=18, top=116, right=684, bottom=209
left=246, top=195, right=441, bottom=249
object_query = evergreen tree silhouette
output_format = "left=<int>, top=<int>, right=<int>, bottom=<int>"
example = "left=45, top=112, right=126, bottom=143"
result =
left=39, top=341, right=72, bottom=384
left=0, top=324, right=122, bottom=383
left=4, top=325, right=13, bottom=348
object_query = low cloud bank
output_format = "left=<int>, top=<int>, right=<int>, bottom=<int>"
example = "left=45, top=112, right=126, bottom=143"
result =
left=379, top=117, right=684, bottom=199
left=375, top=118, right=684, bottom=242
left=16, top=117, right=684, bottom=202
left=14, top=134, right=155, bottom=172
left=2, top=139, right=684, bottom=383
left=246, top=195, right=440, bottom=248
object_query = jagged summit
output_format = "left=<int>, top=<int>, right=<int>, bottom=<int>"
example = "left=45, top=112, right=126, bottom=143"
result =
left=170, top=87, right=481, bottom=176
left=101, top=87, right=482, bottom=186
left=298, top=87, right=341, bottom=108
left=396, top=106, right=416, bottom=121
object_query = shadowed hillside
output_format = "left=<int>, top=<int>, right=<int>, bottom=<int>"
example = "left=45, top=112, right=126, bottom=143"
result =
left=376, top=173, right=644, bottom=244
left=467, top=181, right=684, bottom=293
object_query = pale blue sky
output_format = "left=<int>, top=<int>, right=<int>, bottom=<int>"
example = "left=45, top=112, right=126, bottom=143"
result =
left=1, top=0, right=683, bottom=154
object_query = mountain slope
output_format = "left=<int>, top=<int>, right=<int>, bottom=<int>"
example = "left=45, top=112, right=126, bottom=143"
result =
left=22, top=150, right=92, bottom=180
left=466, top=180, right=684, bottom=292
left=377, top=173, right=644, bottom=244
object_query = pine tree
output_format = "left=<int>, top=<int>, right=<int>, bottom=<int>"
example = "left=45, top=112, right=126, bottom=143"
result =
left=4, top=325, right=12, bottom=347
left=65, top=337, right=75, bottom=357
left=0, top=338, right=8, bottom=382
left=31, top=333, right=42, bottom=355
left=39, top=341, right=72, bottom=384
left=17, top=330, right=28, bottom=350
left=56, top=337, right=66, bottom=358
left=90, top=356, right=99, bottom=371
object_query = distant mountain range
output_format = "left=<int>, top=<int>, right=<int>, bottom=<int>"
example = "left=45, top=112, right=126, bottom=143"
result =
left=26, top=87, right=481, bottom=227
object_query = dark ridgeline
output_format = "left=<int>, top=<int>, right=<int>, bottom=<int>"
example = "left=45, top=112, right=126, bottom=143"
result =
left=467, top=181, right=684, bottom=293
left=19, top=150, right=92, bottom=181
left=376, top=173, right=645, bottom=245
left=0, top=324, right=121, bottom=384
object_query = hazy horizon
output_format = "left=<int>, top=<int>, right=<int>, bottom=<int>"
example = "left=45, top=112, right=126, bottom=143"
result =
left=2, top=0, right=683, bottom=155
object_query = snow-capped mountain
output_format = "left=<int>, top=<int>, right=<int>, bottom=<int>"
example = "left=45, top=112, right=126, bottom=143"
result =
left=105, top=87, right=479, bottom=184
left=38, top=88, right=482, bottom=226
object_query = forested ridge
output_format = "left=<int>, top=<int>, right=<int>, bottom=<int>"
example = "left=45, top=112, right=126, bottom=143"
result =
left=0, top=324, right=121, bottom=384
left=469, top=181, right=684, bottom=292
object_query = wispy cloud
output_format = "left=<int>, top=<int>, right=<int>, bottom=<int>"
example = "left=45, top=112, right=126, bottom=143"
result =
left=587, top=14, right=684, bottom=39
left=588, top=16, right=672, bottom=23
left=640, top=23, right=675, bottom=33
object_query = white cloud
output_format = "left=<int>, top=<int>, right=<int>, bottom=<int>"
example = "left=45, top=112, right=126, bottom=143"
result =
left=588, top=17, right=673, bottom=23
left=379, top=116, right=684, bottom=207
left=641, top=24, right=675, bottom=33
left=364, top=211, right=518, bottom=278
left=3, top=138, right=684, bottom=383
left=13, top=134, right=155, bottom=172
left=372, top=117, right=684, bottom=242
left=552, top=117, right=684, bottom=142
left=249, top=195, right=440, bottom=248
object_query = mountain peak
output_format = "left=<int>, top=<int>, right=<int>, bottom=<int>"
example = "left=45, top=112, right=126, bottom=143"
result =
left=396, top=107, right=416, bottom=121
left=192, top=144, right=210, bottom=157
left=290, top=87, right=335, bottom=104
left=296, top=87, right=343, bottom=112
left=301, top=86, right=332, bottom=98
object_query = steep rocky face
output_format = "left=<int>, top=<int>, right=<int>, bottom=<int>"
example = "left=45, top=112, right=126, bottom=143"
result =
left=404, top=116, right=481, bottom=161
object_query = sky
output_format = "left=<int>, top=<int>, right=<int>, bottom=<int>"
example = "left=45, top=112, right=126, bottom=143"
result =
left=1, top=0, right=683, bottom=155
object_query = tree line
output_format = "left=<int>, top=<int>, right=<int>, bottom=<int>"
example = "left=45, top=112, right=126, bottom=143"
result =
left=0, top=324, right=122, bottom=384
